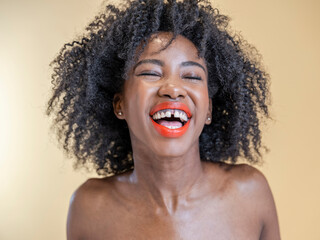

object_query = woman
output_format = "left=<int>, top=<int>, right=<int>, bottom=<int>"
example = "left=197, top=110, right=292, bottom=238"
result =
left=47, top=0, right=280, bottom=239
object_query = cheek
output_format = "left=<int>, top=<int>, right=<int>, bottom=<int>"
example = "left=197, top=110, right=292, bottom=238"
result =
left=190, top=85, right=210, bottom=110
left=123, top=82, right=154, bottom=123
left=194, top=89, right=211, bottom=127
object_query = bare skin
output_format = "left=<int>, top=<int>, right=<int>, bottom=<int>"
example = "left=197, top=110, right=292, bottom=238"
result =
left=67, top=33, right=280, bottom=240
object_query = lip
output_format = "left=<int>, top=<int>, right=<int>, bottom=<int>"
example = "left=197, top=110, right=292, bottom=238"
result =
left=149, top=102, right=192, bottom=138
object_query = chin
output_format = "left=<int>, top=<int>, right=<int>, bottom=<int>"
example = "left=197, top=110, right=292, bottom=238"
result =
left=150, top=137, right=197, bottom=158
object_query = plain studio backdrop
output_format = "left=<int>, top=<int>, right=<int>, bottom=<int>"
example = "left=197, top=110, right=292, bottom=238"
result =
left=0, top=0, right=319, bottom=239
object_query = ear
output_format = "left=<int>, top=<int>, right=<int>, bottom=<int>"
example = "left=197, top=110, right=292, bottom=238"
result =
left=205, top=98, right=212, bottom=125
left=113, top=93, right=125, bottom=119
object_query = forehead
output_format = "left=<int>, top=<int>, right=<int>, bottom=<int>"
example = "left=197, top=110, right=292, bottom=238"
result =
left=137, top=33, right=202, bottom=62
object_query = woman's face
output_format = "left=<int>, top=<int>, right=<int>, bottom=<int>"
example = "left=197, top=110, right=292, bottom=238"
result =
left=114, top=32, right=211, bottom=158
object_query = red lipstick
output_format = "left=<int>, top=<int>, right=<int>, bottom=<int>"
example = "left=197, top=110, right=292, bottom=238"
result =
left=149, top=102, right=192, bottom=138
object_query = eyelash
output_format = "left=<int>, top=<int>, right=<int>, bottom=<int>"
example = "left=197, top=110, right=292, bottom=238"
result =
left=137, top=73, right=202, bottom=81
left=183, top=76, right=202, bottom=81
left=137, top=73, right=160, bottom=77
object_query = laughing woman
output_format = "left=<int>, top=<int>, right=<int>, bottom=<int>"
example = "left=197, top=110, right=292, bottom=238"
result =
left=47, top=0, right=280, bottom=239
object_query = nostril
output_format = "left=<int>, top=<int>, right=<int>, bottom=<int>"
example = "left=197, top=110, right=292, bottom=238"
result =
left=163, top=94, right=182, bottom=98
left=162, top=93, right=185, bottom=99
left=158, top=84, right=187, bottom=99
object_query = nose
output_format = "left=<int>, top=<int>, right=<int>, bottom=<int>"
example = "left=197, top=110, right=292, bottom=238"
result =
left=157, top=78, right=187, bottom=99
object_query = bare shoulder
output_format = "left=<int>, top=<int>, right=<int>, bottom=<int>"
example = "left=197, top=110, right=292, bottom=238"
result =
left=69, top=177, right=115, bottom=209
left=71, top=177, right=113, bottom=200
left=235, top=164, right=281, bottom=239
left=229, top=163, right=272, bottom=197
left=206, top=162, right=281, bottom=239
left=66, top=177, right=116, bottom=240
left=230, top=164, right=278, bottom=215
left=206, top=162, right=273, bottom=198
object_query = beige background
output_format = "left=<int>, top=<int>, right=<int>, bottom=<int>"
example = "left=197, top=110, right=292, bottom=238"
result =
left=0, top=0, right=319, bottom=239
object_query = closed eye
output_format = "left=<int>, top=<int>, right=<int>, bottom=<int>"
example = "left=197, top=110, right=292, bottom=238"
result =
left=136, top=72, right=161, bottom=77
left=183, top=76, right=202, bottom=81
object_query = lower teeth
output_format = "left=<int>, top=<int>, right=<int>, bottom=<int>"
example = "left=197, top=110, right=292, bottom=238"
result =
left=165, top=126, right=181, bottom=129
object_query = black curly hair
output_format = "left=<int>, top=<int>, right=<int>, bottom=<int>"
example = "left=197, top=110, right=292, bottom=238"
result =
left=46, top=0, right=270, bottom=176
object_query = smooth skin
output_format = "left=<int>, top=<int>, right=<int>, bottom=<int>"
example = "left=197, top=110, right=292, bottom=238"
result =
left=67, top=33, right=280, bottom=240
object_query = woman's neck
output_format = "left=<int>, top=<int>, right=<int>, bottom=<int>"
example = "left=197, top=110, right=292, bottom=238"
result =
left=128, top=144, right=206, bottom=214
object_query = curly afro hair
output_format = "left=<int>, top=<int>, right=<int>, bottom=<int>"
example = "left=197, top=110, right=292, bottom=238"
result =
left=47, top=0, right=270, bottom=176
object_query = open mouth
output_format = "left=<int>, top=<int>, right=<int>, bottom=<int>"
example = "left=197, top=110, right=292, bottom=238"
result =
left=152, top=109, right=188, bottom=129
left=149, top=102, right=192, bottom=138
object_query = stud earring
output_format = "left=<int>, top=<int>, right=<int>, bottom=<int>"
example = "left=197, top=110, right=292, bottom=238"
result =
left=118, top=112, right=122, bottom=116
left=207, top=117, right=211, bottom=121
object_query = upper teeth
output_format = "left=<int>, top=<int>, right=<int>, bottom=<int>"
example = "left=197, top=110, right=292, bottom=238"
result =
left=152, top=109, right=188, bottom=122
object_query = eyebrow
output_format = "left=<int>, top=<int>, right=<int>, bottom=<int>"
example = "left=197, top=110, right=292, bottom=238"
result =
left=181, top=61, right=206, bottom=73
left=133, top=59, right=206, bottom=73
left=133, top=59, right=164, bottom=70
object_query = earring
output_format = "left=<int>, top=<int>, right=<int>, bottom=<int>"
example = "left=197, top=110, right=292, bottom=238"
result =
left=207, top=117, right=211, bottom=121
left=118, top=112, right=122, bottom=116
